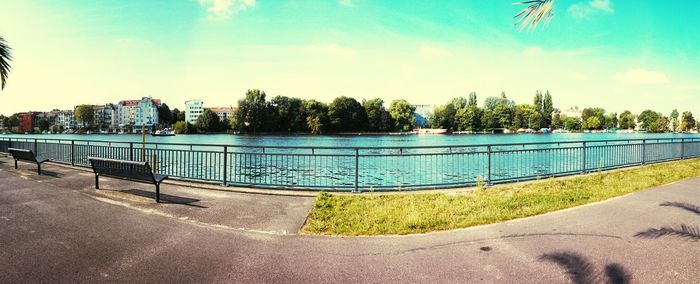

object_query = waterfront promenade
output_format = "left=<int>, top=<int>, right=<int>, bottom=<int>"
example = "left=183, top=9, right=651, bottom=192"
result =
left=0, top=157, right=698, bottom=283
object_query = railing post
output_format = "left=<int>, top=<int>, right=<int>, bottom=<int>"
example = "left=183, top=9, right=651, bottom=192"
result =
left=581, top=142, right=587, bottom=174
left=71, top=140, right=75, bottom=166
left=680, top=138, right=685, bottom=160
left=129, top=142, right=134, bottom=161
left=487, top=146, right=492, bottom=186
left=641, top=139, right=646, bottom=165
left=223, top=146, right=228, bottom=186
left=354, top=148, right=359, bottom=193
left=8, top=138, right=11, bottom=149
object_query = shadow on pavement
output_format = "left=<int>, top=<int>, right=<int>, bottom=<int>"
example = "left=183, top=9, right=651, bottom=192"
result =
left=660, top=201, right=700, bottom=215
left=634, top=202, right=700, bottom=241
left=539, top=251, right=631, bottom=284
left=121, top=189, right=208, bottom=208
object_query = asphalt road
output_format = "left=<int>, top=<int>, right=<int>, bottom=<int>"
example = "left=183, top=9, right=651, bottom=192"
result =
left=0, top=158, right=698, bottom=283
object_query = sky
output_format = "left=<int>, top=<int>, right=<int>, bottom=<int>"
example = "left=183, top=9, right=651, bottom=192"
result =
left=0, top=0, right=698, bottom=116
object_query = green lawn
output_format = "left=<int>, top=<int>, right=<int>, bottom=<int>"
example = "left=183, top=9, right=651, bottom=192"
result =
left=302, top=158, right=700, bottom=236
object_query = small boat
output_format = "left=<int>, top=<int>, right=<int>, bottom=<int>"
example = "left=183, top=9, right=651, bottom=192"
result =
left=415, top=128, right=451, bottom=135
left=152, top=129, right=175, bottom=137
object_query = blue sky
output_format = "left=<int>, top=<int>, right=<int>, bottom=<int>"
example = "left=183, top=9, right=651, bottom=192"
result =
left=0, top=0, right=698, bottom=115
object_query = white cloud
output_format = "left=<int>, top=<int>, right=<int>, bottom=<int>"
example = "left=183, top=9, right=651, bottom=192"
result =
left=613, top=68, right=669, bottom=85
left=419, top=46, right=448, bottom=57
left=523, top=46, right=544, bottom=57
left=339, top=0, right=354, bottom=7
left=198, top=0, right=256, bottom=20
left=568, top=0, right=613, bottom=19
left=522, top=46, right=595, bottom=57
left=571, top=72, right=588, bottom=81
left=307, top=44, right=356, bottom=58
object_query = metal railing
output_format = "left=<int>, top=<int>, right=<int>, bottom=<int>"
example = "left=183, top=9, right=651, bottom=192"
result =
left=1, top=137, right=699, bottom=191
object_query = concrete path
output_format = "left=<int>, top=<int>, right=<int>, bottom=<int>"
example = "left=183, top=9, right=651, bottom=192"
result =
left=0, top=157, right=698, bottom=283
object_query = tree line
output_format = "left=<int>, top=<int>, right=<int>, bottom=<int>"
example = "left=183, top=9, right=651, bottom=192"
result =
left=427, top=91, right=697, bottom=133
left=2, top=89, right=698, bottom=135
left=166, top=89, right=417, bottom=134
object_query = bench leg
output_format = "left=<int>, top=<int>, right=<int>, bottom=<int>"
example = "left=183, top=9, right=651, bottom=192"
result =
left=95, top=174, right=99, bottom=189
left=14, top=159, right=17, bottom=169
left=37, top=163, right=41, bottom=175
left=155, top=183, right=160, bottom=203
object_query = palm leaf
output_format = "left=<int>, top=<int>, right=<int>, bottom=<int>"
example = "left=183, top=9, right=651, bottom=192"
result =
left=0, top=35, right=11, bottom=90
left=513, top=0, right=555, bottom=32
left=660, top=202, right=700, bottom=215
left=635, top=224, right=700, bottom=241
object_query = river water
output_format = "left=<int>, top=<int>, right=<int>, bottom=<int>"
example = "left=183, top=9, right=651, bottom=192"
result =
left=1, top=132, right=698, bottom=148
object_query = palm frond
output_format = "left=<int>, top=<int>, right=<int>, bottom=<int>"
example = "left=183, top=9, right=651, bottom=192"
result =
left=635, top=224, right=700, bottom=241
left=0, top=35, right=12, bottom=90
left=539, top=251, right=600, bottom=284
left=660, top=202, right=700, bottom=215
left=513, top=0, right=555, bottom=32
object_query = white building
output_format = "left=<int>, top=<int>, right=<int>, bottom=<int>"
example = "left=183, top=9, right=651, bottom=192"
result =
left=205, top=107, right=236, bottom=122
left=560, top=106, right=582, bottom=119
left=118, top=97, right=161, bottom=131
left=56, top=110, right=76, bottom=129
left=135, top=97, right=160, bottom=129
left=185, top=99, right=204, bottom=124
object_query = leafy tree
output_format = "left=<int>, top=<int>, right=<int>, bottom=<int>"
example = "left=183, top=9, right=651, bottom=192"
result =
left=328, top=96, right=367, bottom=132
left=468, top=92, right=478, bottom=107
left=173, top=121, right=194, bottom=134
left=584, top=116, right=601, bottom=131
left=37, top=118, right=50, bottom=132
left=302, top=99, right=329, bottom=134
left=430, top=103, right=456, bottom=129
left=74, top=105, right=94, bottom=128
left=581, top=107, right=605, bottom=130
left=158, top=103, right=172, bottom=127
left=513, top=104, right=538, bottom=129
left=124, top=124, right=133, bottom=133
left=562, top=116, right=582, bottom=131
left=619, top=111, right=636, bottom=130
left=551, top=111, right=562, bottom=129
left=0, top=35, right=11, bottom=90
left=234, top=89, right=269, bottom=133
left=451, top=96, right=469, bottom=110
left=483, top=92, right=515, bottom=129
left=455, top=105, right=482, bottom=131
left=363, top=98, right=394, bottom=132
left=680, top=111, right=696, bottom=132
left=670, top=109, right=679, bottom=132
left=195, top=109, right=222, bottom=132
left=637, top=110, right=659, bottom=131
left=6, top=113, right=18, bottom=128
left=171, top=108, right=185, bottom=124
left=50, top=124, right=64, bottom=133
left=604, top=112, right=618, bottom=129
left=271, top=96, right=305, bottom=132
left=542, top=91, right=554, bottom=128
left=388, top=99, right=415, bottom=132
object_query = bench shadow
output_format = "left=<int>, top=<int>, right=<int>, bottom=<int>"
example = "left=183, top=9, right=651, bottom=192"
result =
left=121, top=189, right=208, bottom=208
left=38, top=170, right=62, bottom=178
left=539, top=250, right=631, bottom=284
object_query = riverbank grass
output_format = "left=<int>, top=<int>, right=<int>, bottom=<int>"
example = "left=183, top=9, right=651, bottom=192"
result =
left=302, top=158, right=700, bottom=236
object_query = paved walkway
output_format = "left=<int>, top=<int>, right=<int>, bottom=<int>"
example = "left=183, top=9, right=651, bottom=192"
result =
left=0, top=157, right=698, bottom=283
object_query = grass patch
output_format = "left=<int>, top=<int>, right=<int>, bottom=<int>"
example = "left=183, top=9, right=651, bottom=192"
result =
left=302, top=158, right=700, bottom=236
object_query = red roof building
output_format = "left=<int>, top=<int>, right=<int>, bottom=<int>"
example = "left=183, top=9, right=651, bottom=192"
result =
left=18, top=112, right=38, bottom=133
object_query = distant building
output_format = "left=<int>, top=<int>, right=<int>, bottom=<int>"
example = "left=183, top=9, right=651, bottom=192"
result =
left=205, top=107, right=236, bottom=122
left=134, top=97, right=160, bottom=130
left=185, top=99, right=204, bottom=124
left=118, top=97, right=160, bottom=131
left=56, top=110, right=76, bottom=129
left=18, top=112, right=38, bottom=133
left=561, top=106, right=582, bottom=119
left=412, top=104, right=434, bottom=127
